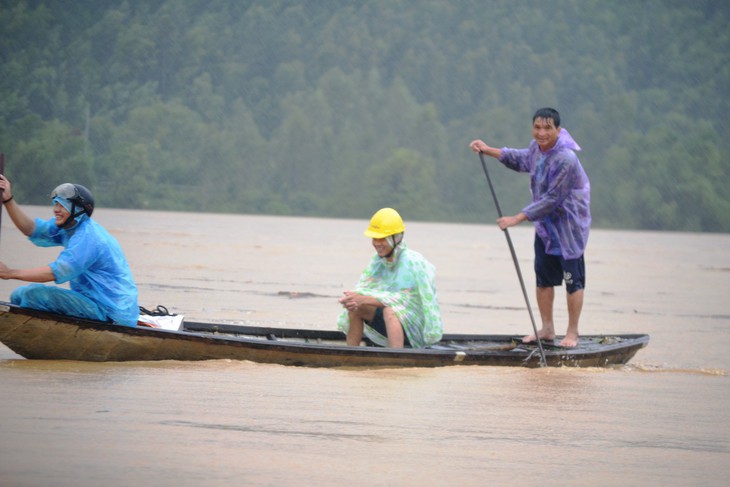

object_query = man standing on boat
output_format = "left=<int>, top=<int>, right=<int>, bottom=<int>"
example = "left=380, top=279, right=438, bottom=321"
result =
left=0, top=176, right=139, bottom=327
left=469, top=107, right=591, bottom=347
left=338, top=208, right=443, bottom=348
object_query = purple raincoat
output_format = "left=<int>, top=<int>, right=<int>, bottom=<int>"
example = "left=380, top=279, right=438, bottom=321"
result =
left=498, top=129, right=591, bottom=259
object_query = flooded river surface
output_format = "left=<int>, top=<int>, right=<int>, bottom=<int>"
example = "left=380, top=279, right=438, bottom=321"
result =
left=1, top=208, right=728, bottom=486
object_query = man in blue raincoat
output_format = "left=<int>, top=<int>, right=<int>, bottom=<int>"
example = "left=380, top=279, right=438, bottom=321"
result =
left=0, top=176, right=139, bottom=326
left=470, top=107, right=591, bottom=347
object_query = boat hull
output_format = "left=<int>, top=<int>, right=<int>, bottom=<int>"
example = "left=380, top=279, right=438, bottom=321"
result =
left=0, top=303, right=649, bottom=368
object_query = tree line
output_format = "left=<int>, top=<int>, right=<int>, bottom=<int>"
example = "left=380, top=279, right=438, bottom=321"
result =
left=1, top=0, right=728, bottom=232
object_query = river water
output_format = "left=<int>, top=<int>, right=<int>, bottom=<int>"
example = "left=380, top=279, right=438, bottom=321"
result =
left=1, top=207, right=728, bottom=486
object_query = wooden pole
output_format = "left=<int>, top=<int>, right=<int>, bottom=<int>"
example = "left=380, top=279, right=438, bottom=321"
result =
left=477, top=153, right=547, bottom=366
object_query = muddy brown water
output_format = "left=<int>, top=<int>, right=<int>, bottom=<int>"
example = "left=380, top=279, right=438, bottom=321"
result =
left=1, top=207, right=728, bottom=486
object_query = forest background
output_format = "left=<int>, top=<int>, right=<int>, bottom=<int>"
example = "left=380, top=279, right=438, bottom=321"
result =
left=0, top=0, right=728, bottom=232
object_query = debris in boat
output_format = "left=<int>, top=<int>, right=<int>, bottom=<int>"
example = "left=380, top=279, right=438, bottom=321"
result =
left=599, top=336, right=623, bottom=345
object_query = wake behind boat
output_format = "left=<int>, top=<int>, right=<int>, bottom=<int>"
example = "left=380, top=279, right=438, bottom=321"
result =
left=0, top=302, right=649, bottom=368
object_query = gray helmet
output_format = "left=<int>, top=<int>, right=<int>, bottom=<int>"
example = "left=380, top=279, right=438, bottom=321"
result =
left=51, top=183, right=95, bottom=217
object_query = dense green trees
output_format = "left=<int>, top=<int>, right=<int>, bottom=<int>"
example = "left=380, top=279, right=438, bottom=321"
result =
left=1, top=0, right=728, bottom=232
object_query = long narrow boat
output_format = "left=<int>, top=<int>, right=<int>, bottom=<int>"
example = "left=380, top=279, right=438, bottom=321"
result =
left=0, top=302, right=649, bottom=368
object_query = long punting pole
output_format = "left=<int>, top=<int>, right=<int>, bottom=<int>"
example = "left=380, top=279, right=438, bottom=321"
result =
left=477, top=153, right=547, bottom=366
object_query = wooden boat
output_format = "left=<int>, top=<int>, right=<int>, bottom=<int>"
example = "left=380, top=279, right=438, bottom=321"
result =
left=0, top=302, right=649, bottom=368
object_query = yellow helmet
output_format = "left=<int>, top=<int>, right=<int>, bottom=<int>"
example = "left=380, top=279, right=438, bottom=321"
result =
left=364, top=208, right=405, bottom=238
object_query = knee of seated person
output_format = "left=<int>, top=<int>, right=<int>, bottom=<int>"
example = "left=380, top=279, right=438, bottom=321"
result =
left=382, top=307, right=399, bottom=321
left=10, top=283, right=40, bottom=304
left=9, top=288, right=21, bottom=304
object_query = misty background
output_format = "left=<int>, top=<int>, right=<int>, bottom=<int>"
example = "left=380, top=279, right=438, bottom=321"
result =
left=1, top=0, right=728, bottom=232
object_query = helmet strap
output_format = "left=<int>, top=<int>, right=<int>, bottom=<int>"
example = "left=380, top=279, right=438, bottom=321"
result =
left=384, top=233, right=404, bottom=259
left=60, top=214, right=75, bottom=228
left=60, top=202, right=83, bottom=229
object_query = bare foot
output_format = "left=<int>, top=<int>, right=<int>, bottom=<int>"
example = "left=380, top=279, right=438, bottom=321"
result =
left=522, top=329, right=555, bottom=344
left=559, top=332, right=579, bottom=347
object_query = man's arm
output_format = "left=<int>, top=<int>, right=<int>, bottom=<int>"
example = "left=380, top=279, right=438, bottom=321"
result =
left=497, top=212, right=529, bottom=230
left=1, top=175, right=36, bottom=236
left=469, top=139, right=502, bottom=159
left=339, top=291, right=384, bottom=311
left=3, top=199, right=36, bottom=236
left=0, top=264, right=55, bottom=282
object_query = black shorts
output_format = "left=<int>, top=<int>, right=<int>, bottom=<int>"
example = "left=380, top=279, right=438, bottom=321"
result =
left=534, top=236, right=585, bottom=294
left=365, top=307, right=411, bottom=346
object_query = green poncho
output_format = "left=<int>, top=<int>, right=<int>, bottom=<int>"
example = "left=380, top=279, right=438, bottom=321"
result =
left=337, top=241, right=443, bottom=348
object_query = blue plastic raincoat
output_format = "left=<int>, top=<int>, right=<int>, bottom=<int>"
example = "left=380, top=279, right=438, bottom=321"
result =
left=498, top=128, right=591, bottom=259
left=11, top=215, right=139, bottom=326
left=337, top=241, right=443, bottom=348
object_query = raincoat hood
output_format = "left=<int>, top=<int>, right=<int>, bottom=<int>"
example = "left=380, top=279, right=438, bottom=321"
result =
left=545, top=128, right=581, bottom=154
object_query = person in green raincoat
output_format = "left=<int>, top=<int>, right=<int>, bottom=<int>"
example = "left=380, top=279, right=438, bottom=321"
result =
left=337, top=208, right=443, bottom=348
